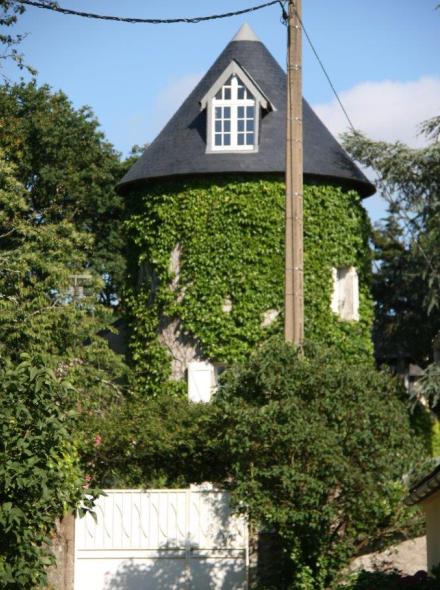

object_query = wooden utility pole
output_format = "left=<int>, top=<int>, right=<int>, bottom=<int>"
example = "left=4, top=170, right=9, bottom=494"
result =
left=284, top=0, right=304, bottom=346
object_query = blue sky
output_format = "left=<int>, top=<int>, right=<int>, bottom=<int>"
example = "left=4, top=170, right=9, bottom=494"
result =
left=4, top=0, right=440, bottom=221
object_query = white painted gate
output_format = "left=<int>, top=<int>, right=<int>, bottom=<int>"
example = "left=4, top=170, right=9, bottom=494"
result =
left=75, top=489, right=248, bottom=589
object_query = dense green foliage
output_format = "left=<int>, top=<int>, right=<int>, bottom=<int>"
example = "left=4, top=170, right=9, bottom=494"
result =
left=0, top=103, right=126, bottom=585
left=343, top=120, right=440, bottom=366
left=0, top=81, right=127, bottom=304
left=210, top=339, right=422, bottom=590
left=0, top=360, right=92, bottom=589
left=126, top=177, right=373, bottom=394
left=82, top=394, right=216, bottom=489
left=0, top=150, right=125, bottom=379
left=0, top=150, right=96, bottom=357
left=83, top=339, right=425, bottom=588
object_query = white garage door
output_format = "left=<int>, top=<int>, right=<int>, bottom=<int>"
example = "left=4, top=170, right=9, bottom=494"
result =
left=75, top=489, right=248, bottom=590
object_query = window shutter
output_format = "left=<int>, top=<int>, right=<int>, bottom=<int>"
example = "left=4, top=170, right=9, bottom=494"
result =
left=330, top=268, right=339, bottom=314
left=331, top=267, right=359, bottom=321
left=348, top=267, right=359, bottom=321
left=188, top=362, right=214, bottom=403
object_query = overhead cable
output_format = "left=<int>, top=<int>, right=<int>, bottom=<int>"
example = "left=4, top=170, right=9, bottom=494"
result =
left=17, top=0, right=283, bottom=24
left=20, top=0, right=355, bottom=134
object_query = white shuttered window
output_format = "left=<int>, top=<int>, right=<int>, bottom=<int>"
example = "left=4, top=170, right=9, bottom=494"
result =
left=331, top=267, right=359, bottom=321
left=188, top=361, right=215, bottom=403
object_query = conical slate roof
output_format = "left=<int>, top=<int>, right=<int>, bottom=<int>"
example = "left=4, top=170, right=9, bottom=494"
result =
left=119, top=25, right=374, bottom=197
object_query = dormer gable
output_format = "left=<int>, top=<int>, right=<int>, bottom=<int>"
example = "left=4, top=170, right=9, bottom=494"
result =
left=200, top=60, right=275, bottom=154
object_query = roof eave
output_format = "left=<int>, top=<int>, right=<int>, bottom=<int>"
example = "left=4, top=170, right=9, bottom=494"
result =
left=406, top=463, right=440, bottom=506
left=117, top=170, right=375, bottom=199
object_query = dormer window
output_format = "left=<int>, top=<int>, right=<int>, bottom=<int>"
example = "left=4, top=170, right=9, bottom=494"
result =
left=213, top=75, right=256, bottom=150
left=200, top=60, right=275, bottom=154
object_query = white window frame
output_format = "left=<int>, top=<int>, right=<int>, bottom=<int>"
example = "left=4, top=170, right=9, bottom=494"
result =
left=211, top=75, right=257, bottom=151
left=200, top=60, right=275, bottom=155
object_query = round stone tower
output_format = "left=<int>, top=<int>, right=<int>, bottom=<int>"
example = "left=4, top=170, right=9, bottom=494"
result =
left=119, top=24, right=375, bottom=399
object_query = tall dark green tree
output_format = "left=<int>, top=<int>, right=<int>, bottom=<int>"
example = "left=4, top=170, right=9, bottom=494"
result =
left=0, top=147, right=127, bottom=587
left=343, top=118, right=440, bottom=364
left=0, top=17, right=132, bottom=584
left=0, top=77, right=133, bottom=589
left=0, top=81, right=127, bottom=304
left=0, top=147, right=126, bottom=381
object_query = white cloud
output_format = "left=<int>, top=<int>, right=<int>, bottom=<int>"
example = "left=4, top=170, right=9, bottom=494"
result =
left=150, top=72, right=203, bottom=138
left=313, top=77, right=440, bottom=223
left=313, top=76, right=440, bottom=147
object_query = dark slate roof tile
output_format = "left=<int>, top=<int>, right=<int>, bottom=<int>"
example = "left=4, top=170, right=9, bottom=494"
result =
left=119, top=32, right=374, bottom=197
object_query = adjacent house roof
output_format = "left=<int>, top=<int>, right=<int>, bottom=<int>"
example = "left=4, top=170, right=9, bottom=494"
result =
left=118, top=24, right=375, bottom=197
left=407, top=463, right=440, bottom=505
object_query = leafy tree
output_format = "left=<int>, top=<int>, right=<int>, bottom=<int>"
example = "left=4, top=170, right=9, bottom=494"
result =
left=342, top=119, right=440, bottom=365
left=420, top=361, right=440, bottom=411
left=0, top=143, right=128, bottom=436
left=0, top=149, right=121, bottom=366
left=0, top=145, right=126, bottom=586
left=0, top=359, right=93, bottom=590
left=0, top=81, right=127, bottom=304
left=210, top=339, right=423, bottom=590
left=0, top=62, right=131, bottom=587
left=0, top=149, right=93, bottom=355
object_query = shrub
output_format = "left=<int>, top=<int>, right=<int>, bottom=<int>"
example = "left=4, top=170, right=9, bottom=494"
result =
left=212, top=339, right=424, bottom=589
left=82, top=393, right=218, bottom=489
left=0, top=360, right=90, bottom=589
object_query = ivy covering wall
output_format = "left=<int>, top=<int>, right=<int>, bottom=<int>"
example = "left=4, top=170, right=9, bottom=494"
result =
left=125, top=176, right=373, bottom=395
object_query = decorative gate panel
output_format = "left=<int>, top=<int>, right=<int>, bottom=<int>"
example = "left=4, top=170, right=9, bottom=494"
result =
left=74, top=489, right=248, bottom=589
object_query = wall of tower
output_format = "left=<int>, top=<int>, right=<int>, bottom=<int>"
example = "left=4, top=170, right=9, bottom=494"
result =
left=125, top=176, right=373, bottom=395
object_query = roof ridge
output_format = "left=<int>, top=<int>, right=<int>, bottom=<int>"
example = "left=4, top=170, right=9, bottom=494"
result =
left=231, top=22, right=261, bottom=42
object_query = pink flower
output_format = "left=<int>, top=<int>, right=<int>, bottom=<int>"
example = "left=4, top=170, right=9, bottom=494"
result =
left=94, top=435, right=102, bottom=447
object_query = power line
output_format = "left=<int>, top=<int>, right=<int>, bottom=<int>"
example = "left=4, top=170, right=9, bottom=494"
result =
left=20, top=0, right=355, bottom=133
left=17, top=0, right=283, bottom=24
left=283, top=1, right=357, bottom=133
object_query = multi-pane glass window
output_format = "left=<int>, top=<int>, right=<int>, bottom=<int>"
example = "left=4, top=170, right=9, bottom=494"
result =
left=212, top=75, right=256, bottom=150
left=214, top=106, right=231, bottom=147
